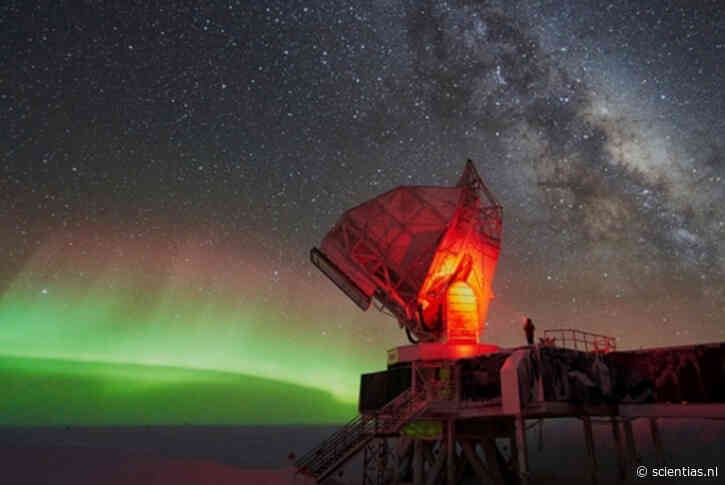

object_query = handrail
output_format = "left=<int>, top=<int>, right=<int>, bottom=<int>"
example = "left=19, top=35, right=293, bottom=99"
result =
left=543, top=328, right=616, bottom=353
left=294, top=414, right=363, bottom=466
left=294, top=387, right=429, bottom=481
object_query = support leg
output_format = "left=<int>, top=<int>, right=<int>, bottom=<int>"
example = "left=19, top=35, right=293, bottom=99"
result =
left=424, top=440, right=447, bottom=485
left=423, top=441, right=436, bottom=473
left=455, top=446, right=468, bottom=484
left=461, top=440, right=493, bottom=485
left=509, top=427, right=519, bottom=479
left=514, top=415, right=529, bottom=485
left=447, top=420, right=456, bottom=485
left=582, top=416, right=598, bottom=485
left=649, top=418, right=665, bottom=465
left=623, top=419, right=639, bottom=469
left=481, top=438, right=506, bottom=485
left=362, top=440, right=373, bottom=485
left=611, top=418, right=626, bottom=481
left=377, top=438, right=388, bottom=485
left=395, top=437, right=412, bottom=484
left=413, top=439, right=424, bottom=485
left=491, top=437, right=518, bottom=485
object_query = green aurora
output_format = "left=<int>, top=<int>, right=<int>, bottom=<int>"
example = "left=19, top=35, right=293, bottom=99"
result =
left=0, top=355, right=355, bottom=425
left=0, top=237, right=398, bottom=424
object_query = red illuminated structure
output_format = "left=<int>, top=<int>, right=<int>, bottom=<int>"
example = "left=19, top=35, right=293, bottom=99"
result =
left=312, top=160, right=502, bottom=346
left=297, top=159, right=725, bottom=485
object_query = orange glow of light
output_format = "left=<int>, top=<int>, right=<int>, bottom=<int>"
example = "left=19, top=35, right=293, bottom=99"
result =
left=437, top=255, right=460, bottom=277
left=450, top=342, right=500, bottom=358
left=445, top=281, right=479, bottom=342
left=418, top=238, right=498, bottom=342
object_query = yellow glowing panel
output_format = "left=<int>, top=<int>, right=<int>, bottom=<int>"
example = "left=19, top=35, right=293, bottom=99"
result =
left=445, top=281, right=479, bottom=343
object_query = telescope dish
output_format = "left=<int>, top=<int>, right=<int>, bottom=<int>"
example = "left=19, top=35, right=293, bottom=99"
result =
left=312, top=160, right=502, bottom=344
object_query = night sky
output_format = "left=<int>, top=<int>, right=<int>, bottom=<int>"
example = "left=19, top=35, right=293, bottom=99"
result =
left=1, top=0, right=724, bottom=402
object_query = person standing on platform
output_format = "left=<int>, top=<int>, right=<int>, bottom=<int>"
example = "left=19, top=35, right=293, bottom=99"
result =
left=523, top=317, right=535, bottom=345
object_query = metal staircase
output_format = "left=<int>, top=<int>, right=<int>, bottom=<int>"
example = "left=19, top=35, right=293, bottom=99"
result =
left=295, top=388, right=428, bottom=483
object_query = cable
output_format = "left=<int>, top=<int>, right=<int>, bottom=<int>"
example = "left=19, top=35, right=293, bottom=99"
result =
left=405, top=326, right=419, bottom=344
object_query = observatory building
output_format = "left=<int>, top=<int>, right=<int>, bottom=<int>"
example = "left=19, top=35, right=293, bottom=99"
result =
left=296, top=160, right=725, bottom=485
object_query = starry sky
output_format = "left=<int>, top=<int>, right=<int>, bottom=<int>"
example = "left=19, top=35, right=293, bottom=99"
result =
left=1, top=0, right=724, bottom=401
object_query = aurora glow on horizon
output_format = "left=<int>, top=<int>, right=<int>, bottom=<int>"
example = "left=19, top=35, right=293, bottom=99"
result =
left=1, top=1, right=725, bottom=424
left=0, top=228, right=388, bottom=404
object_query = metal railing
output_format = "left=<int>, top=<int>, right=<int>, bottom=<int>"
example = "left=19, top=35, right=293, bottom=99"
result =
left=542, top=328, right=617, bottom=353
left=294, top=387, right=429, bottom=483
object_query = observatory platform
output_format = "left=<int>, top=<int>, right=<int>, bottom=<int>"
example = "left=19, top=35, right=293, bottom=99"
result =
left=295, top=161, right=725, bottom=484
left=297, top=340, right=725, bottom=485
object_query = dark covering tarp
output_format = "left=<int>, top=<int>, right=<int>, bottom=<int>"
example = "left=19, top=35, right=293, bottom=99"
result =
left=359, top=366, right=412, bottom=413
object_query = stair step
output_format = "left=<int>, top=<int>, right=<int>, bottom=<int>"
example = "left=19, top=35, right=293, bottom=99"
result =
left=295, top=390, right=429, bottom=481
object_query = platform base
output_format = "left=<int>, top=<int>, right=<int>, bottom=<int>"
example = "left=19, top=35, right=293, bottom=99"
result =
left=387, top=342, right=500, bottom=365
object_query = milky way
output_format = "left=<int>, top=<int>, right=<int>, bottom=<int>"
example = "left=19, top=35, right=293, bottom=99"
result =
left=1, top=0, right=724, bottom=400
